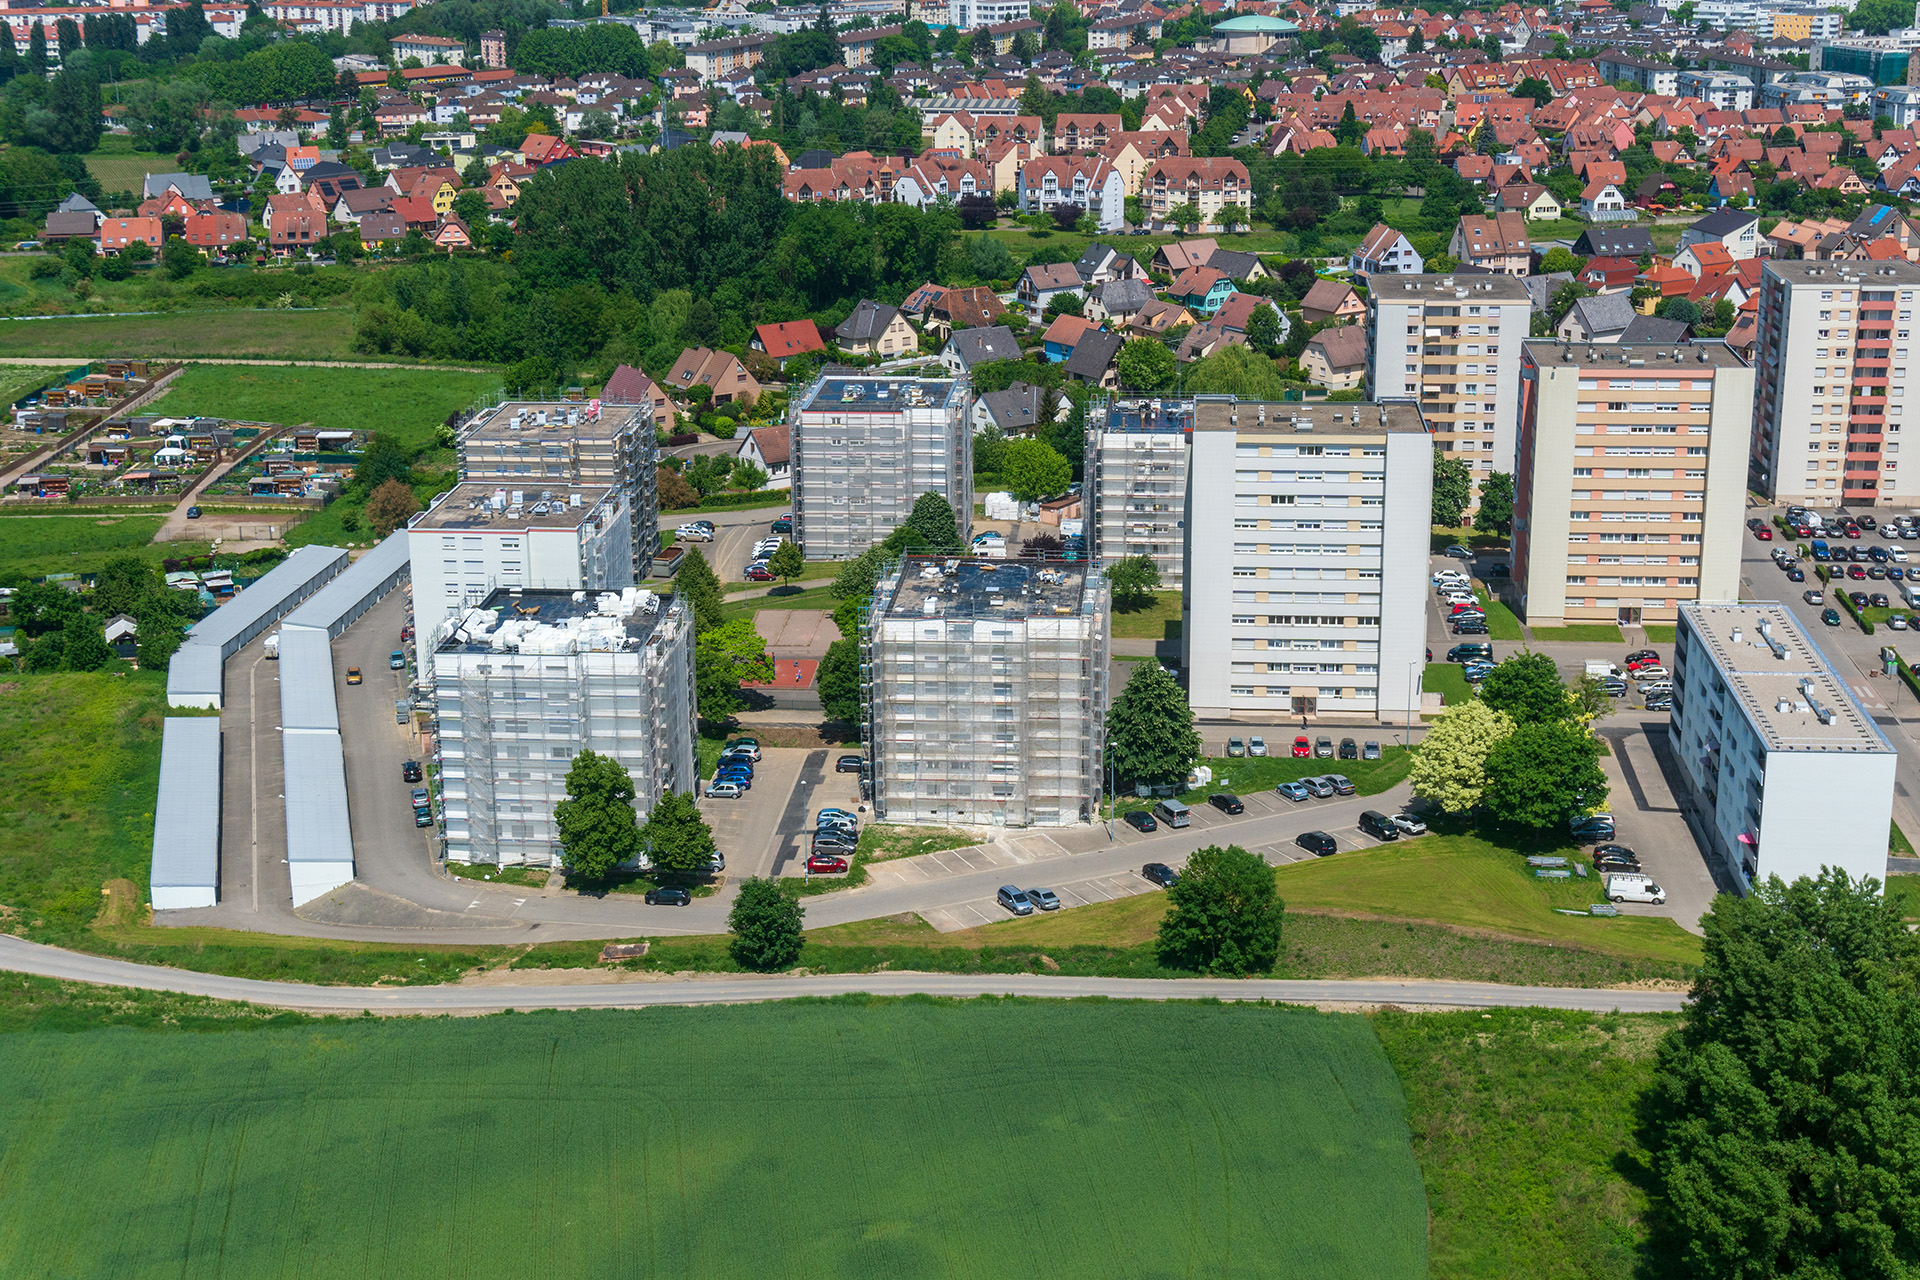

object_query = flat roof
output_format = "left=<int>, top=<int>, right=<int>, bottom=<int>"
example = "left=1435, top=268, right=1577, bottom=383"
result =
left=1190, top=398, right=1429, bottom=435
left=884, top=557, right=1091, bottom=621
left=464, top=399, right=643, bottom=442
left=277, top=627, right=340, bottom=733
left=437, top=586, right=664, bottom=655
left=1099, top=397, right=1194, bottom=434
left=151, top=717, right=220, bottom=895
left=1762, top=258, right=1920, bottom=286
left=797, top=371, right=959, bottom=413
left=415, top=480, right=615, bottom=532
left=1372, top=274, right=1533, bottom=302
left=1682, top=603, right=1892, bottom=754
left=1523, top=339, right=1750, bottom=371
left=283, top=527, right=410, bottom=635
left=185, top=544, right=347, bottom=649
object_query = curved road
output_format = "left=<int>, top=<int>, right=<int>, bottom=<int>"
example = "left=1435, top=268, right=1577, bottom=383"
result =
left=0, top=935, right=1688, bottom=1014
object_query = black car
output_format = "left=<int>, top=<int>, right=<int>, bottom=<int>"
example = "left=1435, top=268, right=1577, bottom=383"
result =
left=1873, top=593, right=1892, bottom=609
left=1123, top=810, right=1157, bottom=832
left=185, top=506, right=202, bottom=519
left=1851, top=591, right=1871, bottom=608
left=1296, top=830, right=1338, bottom=857
left=1338, top=738, right=1358, bottom=760
left=644, top=886, right=692, bottom=906
left=401, top=760, right=422, bottom=783
left=1593, top=843, right=1638, bottom=861
left=1451, top=621, right=1490, bottom=635
left=1141, top=862, right=1180, bottom=887
left=835, top=754, right=865, bottom=773
left=1599, top=677, right=1629, bottom=697
left=1787, top=569, right=1805, bottom=582
left=1208, top=793, right=1244, bottom=815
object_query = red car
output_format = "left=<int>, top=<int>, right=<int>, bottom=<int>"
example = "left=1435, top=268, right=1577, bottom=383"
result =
left=805, top=853, right=849, bottom=874
left=1795, top=524, right=1813, bottom=537
left=1625, top=650, right=1662, bottom=671
left=744, top=564, right=775, bottom=582
left=1849, top=565, right=1868, bottom=580
left=1292, top=735, right=1312, bottom=758
left=1754, top=526, right=1772, bottom=540
left=1845, top=527, right=1863, bottom=539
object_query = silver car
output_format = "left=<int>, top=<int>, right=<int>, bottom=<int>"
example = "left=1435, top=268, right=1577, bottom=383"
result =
left=1300, top=776, right=1335, bottom=798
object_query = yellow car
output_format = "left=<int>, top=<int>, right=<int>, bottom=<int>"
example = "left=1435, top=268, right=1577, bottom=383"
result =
left=346, top=667, right=363, bottom=685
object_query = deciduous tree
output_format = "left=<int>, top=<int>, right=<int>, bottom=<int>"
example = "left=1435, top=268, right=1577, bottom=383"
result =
left=1156, top=844, right=1284, bottom=974
left=365, top=476, right=421, bottom=538
left=767, top=539, right=805, bottom=586
left=1106, top=661, right=1201, bottom=791
left=1106, top=554, right=1161, bottom=610
left=638, top=790, right=715, bottom=874
left=729, top=876, right=805, bottom=970
left=1478, top=651, right=1573, bottom=724
left=905, top=491, right=965, bottom=553
left=1408, top=700, right=1513, bottom=814
left=1432, top=453, right=1473, bottom=527
left=1117, top=337, right=1177, bottom=392
left=1480, top=720, right=1606, bottom=830
left=816, top=636, right=861, bottom=724
left=554, top=749, right=641, bottom=882
left=694, top=617, right=773, bottom=720
left=673, top=548, right=725, bottom=635
left=1000, top=437, right=1071, bottom=501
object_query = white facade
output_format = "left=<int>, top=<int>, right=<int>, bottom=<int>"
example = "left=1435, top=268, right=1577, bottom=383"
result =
left=1872, top=84, right=1920, bottom=127
left=1366, top=274, right=1532, bottom=489
left=1670, top=603, right=1895, bottom=894
left=948, top=0, right=1027, bottom=27
left=1183, top=399, right=1432, bottom=722
left=1086, top=397, right=1192, bottom=590
left=408, top=482, right=633, bottom=640
left=432, top=588, right=696, bottom=867
left=1675, top=70, right=1756, bottom=110
left=791, top=372, right=972, bottom=559
left=1750, top=259, right=1920, bottom=508
left=1017, top=157, right=1126, bottom=232
left=1514, top=342, right=1753, bottom=628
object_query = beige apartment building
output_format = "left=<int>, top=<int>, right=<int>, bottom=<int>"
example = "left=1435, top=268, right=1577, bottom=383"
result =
left=1513, top=341, right=1753, bottom=627
left=1749, top=259, right=1920, bottom=508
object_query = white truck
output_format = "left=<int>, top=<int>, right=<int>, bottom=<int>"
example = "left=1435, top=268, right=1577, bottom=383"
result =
left=262, top=631, right=279, bottom=660
left=1604, top=872, right=1665, bottom=905
left=1584, top=659, right=1621, bottom=679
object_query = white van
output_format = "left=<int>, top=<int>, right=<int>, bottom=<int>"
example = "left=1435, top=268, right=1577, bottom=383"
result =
left=1152, top=799, right=1191, bottom=828
left=1605, top=873, right=1665, bottom=905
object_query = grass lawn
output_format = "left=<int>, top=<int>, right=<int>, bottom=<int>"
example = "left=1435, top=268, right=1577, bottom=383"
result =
left=0, top=309, right=361, bottom=360
left=1431, top=526, right=1510, bottom=555
left=0, top=1000, right=1431, bottom=1280
left=1273, top=834, right=1703, bottom=966
left=722, top=561, right=837, bottom=590
left=1111, top=588, right=1181, bottom=640
left=155, top=365, right=500, bottom=451
left=1888, top=874, right=1919, bottom=921
left=0, top=365, right=59, bottom=407
left=857, top=823, right=980, bottom=862
left=1530, top=623, right=1627, bottom=644
left=1376, top=1006, right=1673, bottom=1280
left=722, top=582, right=837, bottom=621
left=1642, top=625, right=1677, bottom=644
left=81, top=137, right=165, bottom=196
left=1425, top=661, right=1474, bottom=706
left=0, top=514, right=189, bottom=583
left=445, top=862, right=548, bottom=889
left=1469, top=587, right=1526, bottom=641
left=1115, top=745, right=1413, bottom=814
left=1893, top=820, right=1915, bottom=856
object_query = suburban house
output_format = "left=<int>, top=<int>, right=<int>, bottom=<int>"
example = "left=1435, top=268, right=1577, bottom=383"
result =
left=182, top=209, right=247, bottom=254
left=1151, top=239, right=1219, bottom=274
left=752, top=321, right=827, bottom=369
left=942, top=325, right=1024, bottom=376
left=1579, top=181, right=1631, bottom=222
left=98, top=217, right=163, bottom=255
left=1678, top=209, right=1761, bottom=260
left=1349, top=224, right=1423, bottom=281
left=972, top=381, right=1045, bottom=435
left=1061, top=329, right=1123, bottom=388
left=603, top=362, right=677, bottom=428
left=1573, top=226, right=1655, bottom=259
left=430, top=216, right=472, bottom=251
left=1448, top=212, right=1531, bottom=275
left=268, top=211, right=326, bottom=257
left=1016, top=262, right=1086, bottom=311
left=357, top=209, right=408, bottom=250
left=667, top=347, right=762, bottom=406
left=1075, top=242, right=1147, bottom=286
left=1299, top=279, right=1365, bottom=325
left=333, top=187, right=396, bottom=224
left=1672, top=241, right=1736, bottom=280
left=1042, top=313, right=1101, bottom=363
left=43, top=210, right=99, bottom=242
left=1129, top=299, right=1194, bottom=338
left=1166, top=265, right=1237, bottom=316
left=736, top=422, right=791, bottom=488
left=1302, top=325, right=1368, bottom=391
left=923, top=285, right=1006, bottom=339
left=1084, top=278, right=1156, bottom=327
left=1176, top=321, right=1243, bottom=363
left=1500, top=184, right=1563, bottom=220
left=1556, top=291, right=1636, bottom=343
left=834, top=300, right=918, bottom=358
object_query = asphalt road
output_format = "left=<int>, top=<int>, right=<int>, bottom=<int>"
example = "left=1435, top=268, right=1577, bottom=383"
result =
left=0, top=936, right=1687, bottom=1014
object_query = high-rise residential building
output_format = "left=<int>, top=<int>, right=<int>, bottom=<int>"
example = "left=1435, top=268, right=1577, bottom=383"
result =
left=864, top=557, right=1109, bottom=827
left=1365, top=274, right=1533, bottom=497
left=1085, top=396, right=1192, bottom=590
left=408, top=482, right=633, bottom=639
left=790, top=371, right=972, bottom=559
left=1513, top=341, right=1753, bottom=627
left=457, top=398, right=658, bottom=576
left=1749, top=259, right=1920, bottom=508
left=431, top=587, right=696, bottom=867
left=1183, top=398, right=1432, bottom=722
left=1669, top=603, right=1894, bottom=894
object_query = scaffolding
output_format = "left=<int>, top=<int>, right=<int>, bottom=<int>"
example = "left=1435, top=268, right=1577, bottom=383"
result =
left=432, top=587, right=696, bottom=866
left=863, top=557, right=1109, bottom=828
left=791, top=370, right=972, bottom=560
left=1086, top=395, right=1192, bottom=589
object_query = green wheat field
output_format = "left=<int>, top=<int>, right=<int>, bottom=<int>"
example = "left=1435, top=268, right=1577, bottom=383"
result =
left=0, top=998, right=1427, bottom=1279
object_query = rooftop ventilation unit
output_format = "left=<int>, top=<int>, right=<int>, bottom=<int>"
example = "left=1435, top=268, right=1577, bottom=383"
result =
left=1798, top=677, right=1837, bottom=726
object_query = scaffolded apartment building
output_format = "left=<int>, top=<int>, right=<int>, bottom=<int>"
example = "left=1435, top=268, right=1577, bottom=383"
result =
left=1085, top=396, right=1192, bottom=589
left=864, top=557, right=1109, bottom=828
left=431, top=587, right=696, bottom=867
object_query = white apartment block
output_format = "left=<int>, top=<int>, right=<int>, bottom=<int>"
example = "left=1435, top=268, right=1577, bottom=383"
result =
left=865, top=557, right=1109, bottom=827
left=1670, top=603, right=1895, bottom=894
left=1514, top=341, right=1753, bottom=627
left=1184, top=399, right=1432, bottom=722
left=1674, top=70, right=1756, bottom=110
left=948, top=0, right=1027, bottom=27
left=1366, top=274, right=1533, bottom=491
left=431, top=588, right=696, bottom=867
left=1749, top=259, right=1920, bottom=508
left=791, top=371, right=972, bottom=559
left=408, top=481, right=633, bottom=640
left=459, top=399, right=658, bottom=578
left=1085, top=397, right=1192, bottom=591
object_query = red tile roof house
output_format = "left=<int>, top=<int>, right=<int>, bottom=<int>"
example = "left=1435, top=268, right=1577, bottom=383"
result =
left=269, top=211, right=328, bottom=257
left=602, top=362, right=676, bottom=429
left=98, top=217, right=162, bottom=255
left=752, top=321, right=827, bottom=370
left=183, top=209, right=247, bottom=256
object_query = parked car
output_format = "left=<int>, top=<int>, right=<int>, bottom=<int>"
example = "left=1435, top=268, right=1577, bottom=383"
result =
left=771, top=517, right=793, bottom=535
left=726, top=739, right=761, bottom=760
left=1605, top=873, right=1665, bottom=905
left=1208, top=793, right=1244, bottom=814
left=1296, top=830, right=1338, bottom=856
left=1276, top=781, right=1312, bottom=802
left=401, top=760, right=422, bottom=783
left=1248, top=736, right=1267, bottom=756
left=1451, top=621, right=1490, bottom=635
left=675, top=524, right=714, bottom=541
left=1442, top=544, right=1473, bottom=559
left=345, top=667, right=363, bottom=685
left=1362, top=741, right=1381, bottom=760
left=411, top=787, right=430, bottom=808
left=1390, top=812, right=1427, bottom=836
left=185, top=506, right=202, bottom=519
left=1338, top=738, right=1358, bottom=760
left=388, top=650, right=406, bottom=670
left=1314, top=736, right=1334, bottom=758
left=1292, top=735, right=1312, bottom=758
left=1447, top=643, right=1493, bottom=663
left=1873, top=593, right=1892, bottom=609
left=1891, top=614, right=1910, bottom=630
left=1141, top=862, right=1180, bottom=887
left=1754, top=525, right=1772, bottom=540
left=1822, top=608, right=1842, bottom=626
left=1026, top=887, right=1060, bottom=911
left=806, top=854, right=850, bottom=874
left=1324, top=774, right=1356, bottom=796
left=1358, top=810, right=1400, bottom=841
left=1598, top=677, right=1629, bottom=697
left=704, top=781, right=743, bottom=799
left=1300, top=776, right=1334, bottom=798
left=644, top=886, right=692, bottom=906
left=997, top=886, right=1035, bottom=916
left=836, top=754, right=865, bottom=773
left=415, top=809, right=434, bottom=827
left=1123, top=810, right=1157, bottom=832
left=1644, top=693, right=1673, bottom=712
left=1226, top=737, right=1246, bottom=757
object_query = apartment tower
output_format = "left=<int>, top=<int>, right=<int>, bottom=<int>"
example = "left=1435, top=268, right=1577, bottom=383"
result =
left=1085, top=396, right=1192, bottom=589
